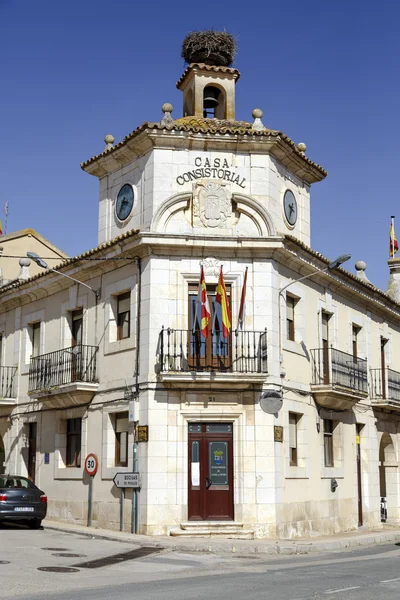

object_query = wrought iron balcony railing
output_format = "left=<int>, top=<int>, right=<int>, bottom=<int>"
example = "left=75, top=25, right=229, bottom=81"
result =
left=311, top=347, right=368, bottom=394
left=158, top=328, right=268, bottom=373
left=28, top=344, right=98, bottom=393
left=0, top=366, right=17, bottom=398
left=370, top=367, right=400, bottom=403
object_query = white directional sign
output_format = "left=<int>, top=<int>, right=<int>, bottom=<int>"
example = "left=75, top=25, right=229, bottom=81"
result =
left=113, top=472, right=141, bottom=488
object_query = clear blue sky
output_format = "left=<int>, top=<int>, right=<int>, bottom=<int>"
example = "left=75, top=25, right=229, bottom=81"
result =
left=0, top=0, right=397, bottom=290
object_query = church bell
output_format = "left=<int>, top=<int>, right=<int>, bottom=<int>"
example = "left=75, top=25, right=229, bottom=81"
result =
left=203, top=86, right=220, bottom=109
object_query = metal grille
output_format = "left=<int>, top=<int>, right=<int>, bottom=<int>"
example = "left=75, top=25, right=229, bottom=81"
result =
left=158, top=328, right=267, bottom=373
left=311, top=347, right=368, bottom=393
left=28, top=344, right=98, bottom=392
left=0, top=366, right=17, bottom=398
left=370, top=367, right=400, bottom=402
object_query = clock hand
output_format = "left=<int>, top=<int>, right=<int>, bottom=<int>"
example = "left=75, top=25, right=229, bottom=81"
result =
left=289, top=203, right=294, bottom=215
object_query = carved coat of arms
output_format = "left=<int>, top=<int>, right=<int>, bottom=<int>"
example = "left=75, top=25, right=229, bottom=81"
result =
left=193, top=181, right=232, bottom=228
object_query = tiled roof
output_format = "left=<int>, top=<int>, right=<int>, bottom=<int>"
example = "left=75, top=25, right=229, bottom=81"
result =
left=284, top=235, right=398, bottom=308
left=0, top=228, right=140, bottom=295
left=81, top=117, right=327, bottom=177
left=176, top=63, right=241, bottom=88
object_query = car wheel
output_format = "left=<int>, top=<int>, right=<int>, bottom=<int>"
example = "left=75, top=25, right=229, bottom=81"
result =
left=28, top=518, right=42, bottom=529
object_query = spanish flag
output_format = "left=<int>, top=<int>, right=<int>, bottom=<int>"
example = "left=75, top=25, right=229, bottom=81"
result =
left=195, top=266, right=211, bottom=337
left=216, top=267, right=231, bottom=338
left=0, top=220, right=2, bottom=235
left=390, top=217, right=398, bottom=257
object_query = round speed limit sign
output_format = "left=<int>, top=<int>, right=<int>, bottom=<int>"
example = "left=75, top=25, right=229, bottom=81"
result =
left=84, top=453, right=98, bottom=477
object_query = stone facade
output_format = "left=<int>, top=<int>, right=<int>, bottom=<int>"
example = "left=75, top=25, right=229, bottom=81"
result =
left=1, top=50, right=399, bottom=539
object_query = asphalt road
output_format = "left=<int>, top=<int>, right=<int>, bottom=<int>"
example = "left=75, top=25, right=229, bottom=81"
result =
left=3, top=522, right=400, bottom=599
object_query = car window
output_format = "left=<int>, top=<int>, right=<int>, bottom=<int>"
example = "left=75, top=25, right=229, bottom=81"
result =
left=1, top=477, right=32, bottom=489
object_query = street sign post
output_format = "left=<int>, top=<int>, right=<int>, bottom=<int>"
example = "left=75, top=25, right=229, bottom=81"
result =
left=113, top=472, right=141, bottom=488
left=84, top=454, right=99, bottom=527
left=113, top=472, right=141, bottom=532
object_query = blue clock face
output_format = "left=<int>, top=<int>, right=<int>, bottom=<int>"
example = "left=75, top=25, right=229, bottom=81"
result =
left=116, top=184, right=134, bottom=221
left=283, top=189, right=297, bottom=226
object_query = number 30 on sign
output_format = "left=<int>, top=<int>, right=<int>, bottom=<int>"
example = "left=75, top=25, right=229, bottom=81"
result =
left=84, top=453, right=99, bottom=477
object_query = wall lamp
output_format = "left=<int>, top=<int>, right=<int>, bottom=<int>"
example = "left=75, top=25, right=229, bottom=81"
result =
left=279, top=254, right=352, bottom=297
left=27, top=252, right=100, bottom=299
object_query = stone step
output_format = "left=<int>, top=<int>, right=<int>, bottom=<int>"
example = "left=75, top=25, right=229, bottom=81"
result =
left=180, top=521, right=245, bottom=530
left=170, top=527, right=255, bottom=539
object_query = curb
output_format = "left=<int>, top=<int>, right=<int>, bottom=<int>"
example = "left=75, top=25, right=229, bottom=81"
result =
left=43, top=523, right=400, bottom=556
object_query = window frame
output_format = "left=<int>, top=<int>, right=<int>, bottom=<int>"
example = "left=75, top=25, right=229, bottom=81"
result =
left=31, top=322, right=41, bottom=358
left=114, top=411, right=129, bottom=467
left=289, top=412, right=298, bottom=466
left=66, top=418, right=82, bottom=468
left=286, top=294, right=296, bottom=342
left=116, top=292, right=131, bottom=341
left=323, top=419, right=334, bottom=467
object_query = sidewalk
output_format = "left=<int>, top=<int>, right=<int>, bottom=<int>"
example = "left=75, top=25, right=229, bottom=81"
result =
left=44, top=520, right=400, bottom=555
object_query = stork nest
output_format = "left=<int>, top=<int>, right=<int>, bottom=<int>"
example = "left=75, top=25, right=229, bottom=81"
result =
left=181, top=30, right=237, bottom=67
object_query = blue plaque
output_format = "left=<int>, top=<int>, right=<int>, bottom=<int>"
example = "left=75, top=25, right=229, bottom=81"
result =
left=44, top=453, right=50, bottom=465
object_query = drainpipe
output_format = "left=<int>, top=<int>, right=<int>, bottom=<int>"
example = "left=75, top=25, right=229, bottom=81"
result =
left=132, top=256, right=141, bottom=534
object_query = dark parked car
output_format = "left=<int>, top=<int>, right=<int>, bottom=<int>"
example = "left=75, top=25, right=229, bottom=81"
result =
left=0, top=475, right=47, bottom=528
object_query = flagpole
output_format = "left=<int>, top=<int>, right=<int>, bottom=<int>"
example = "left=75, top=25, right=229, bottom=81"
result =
left=391, top=216, right=395, bottom=258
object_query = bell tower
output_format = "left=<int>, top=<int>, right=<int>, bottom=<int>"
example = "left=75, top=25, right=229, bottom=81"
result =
left=177, top=31, right=240, bottom=120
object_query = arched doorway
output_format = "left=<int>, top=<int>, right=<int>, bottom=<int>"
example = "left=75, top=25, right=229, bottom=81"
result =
left=379, top=432, right=399, bottom=523
left=0, top=436, right=5, bottom=475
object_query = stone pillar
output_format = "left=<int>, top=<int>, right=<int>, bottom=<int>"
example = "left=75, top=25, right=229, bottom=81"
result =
left=387, top=258, right=400, bottom=302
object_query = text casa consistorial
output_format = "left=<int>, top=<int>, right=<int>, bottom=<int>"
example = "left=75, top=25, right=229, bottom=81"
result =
left=176, top=157, right=246, bottom=188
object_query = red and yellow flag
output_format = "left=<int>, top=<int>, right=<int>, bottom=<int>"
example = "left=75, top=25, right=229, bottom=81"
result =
left=0, top=220, right=2, bottom=236
left=390, top=217, right=398, bottom=257
left=216, top=267, right=231, bottom=338
left=197, top=266, right=211, bottom=337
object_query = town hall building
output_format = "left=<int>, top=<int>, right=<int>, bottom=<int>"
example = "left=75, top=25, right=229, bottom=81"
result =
left=1, top=33, right=400, bottom=539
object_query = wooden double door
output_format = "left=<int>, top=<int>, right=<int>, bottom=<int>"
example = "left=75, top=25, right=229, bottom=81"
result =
left=188, top=423, right=234, bottom=521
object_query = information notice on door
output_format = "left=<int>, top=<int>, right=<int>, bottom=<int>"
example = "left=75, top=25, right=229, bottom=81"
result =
left=209, top=442, right=228, bottom=485
left=191, top=462, right=200, bottom=486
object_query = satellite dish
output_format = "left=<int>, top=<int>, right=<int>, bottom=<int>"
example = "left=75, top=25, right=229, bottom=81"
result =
left=259, top=390, right=283, bottom=414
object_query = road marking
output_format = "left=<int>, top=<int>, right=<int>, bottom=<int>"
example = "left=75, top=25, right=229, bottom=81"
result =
left=325, top=587, right=360, bottom=594
left=380, top=577, right=400, bottom=583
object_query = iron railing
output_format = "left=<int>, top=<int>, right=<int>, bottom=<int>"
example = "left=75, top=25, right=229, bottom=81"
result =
left=158, top=328, right=268, bottom=373
left=29, top=344, right=98, bottom=393
left=370, top=367, right=400, bottom=403
left=311, top=347, right=368, bottom=393
left=0, top=366, right=17, bottom=398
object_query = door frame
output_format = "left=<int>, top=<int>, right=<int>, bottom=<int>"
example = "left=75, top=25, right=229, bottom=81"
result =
left=181, top=412, right=242, bottom=523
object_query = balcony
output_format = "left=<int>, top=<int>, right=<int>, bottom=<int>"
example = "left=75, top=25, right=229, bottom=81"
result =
left=157, top=328, right=268, bottom=389
left=0, top=366, right=18, bottom=407
left=28, top=345, right=99, bottom=408
left=311, top=347, right=368, bottom=410
left=370, top=368, right=400, bottom=412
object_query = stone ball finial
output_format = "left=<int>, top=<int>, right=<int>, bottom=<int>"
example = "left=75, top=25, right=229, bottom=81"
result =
left=104, top=134, right=115, bottom=151
left=252, top=108, right=263, bottom=119
left=162, top=103, right=173, bottom=114
left=19, top=258, right=30, bottom=267
left=297, top=142, right=307, bottom=154
left=355, top=260, right=367, bottom=272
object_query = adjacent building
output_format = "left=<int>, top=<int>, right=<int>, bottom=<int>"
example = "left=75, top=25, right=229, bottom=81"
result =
left=2, top=42, right=400, bottom=538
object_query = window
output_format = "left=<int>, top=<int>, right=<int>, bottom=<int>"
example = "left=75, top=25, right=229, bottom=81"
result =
left=289, top=413, right=298, bottom=466
left=352, top=324, right=361, bottom=362
left=324, top=419, right=334, bottom=467
left=115, top=412, right=129, bottom=466
left=117, top=293, right=131, bottom=340
left=286, top=295, right=296, bottom=341
left=31, top=322, right=41, bottom=357
left=66, top=418, right=82, bottom=467
left=71, top=309, right=83, bottom=347
left=0, top=333, right=3, bottom=365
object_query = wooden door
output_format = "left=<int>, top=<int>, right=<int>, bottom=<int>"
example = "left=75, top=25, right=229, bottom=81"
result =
left=322, top=312, right=330, bottom=384
left=28, top=423, right=37, bottom=483
left=188, top=423, right=234, bottom=521
left=381, top=337, right=387, bottom=399
left=71, top=309, right=83, bottom=381
left=356, top=424, right=363, bottom=526
left=188, top=290, right=231, bottom=371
